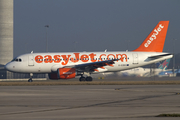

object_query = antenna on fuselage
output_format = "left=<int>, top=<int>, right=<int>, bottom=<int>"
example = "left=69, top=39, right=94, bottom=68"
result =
left=31, top=51, right=33, bottom=54
left=104, top=49, right=107, bottom=52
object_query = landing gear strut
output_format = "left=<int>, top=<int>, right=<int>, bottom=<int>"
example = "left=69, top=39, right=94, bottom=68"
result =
left=28, top=73, right=33, bottom=82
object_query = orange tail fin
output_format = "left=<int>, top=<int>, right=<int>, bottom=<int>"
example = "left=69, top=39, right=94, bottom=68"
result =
left=133, top=21, right=169, bottom=52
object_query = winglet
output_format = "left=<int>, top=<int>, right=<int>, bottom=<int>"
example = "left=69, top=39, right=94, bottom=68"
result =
left=133, top=21, right=169, bottom=52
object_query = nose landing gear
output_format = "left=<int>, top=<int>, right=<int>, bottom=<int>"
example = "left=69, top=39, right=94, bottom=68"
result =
left=28, top=73, right=33, bottom=82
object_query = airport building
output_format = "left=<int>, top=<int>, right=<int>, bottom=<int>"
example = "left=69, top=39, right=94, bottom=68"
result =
left=0, top=0, right=13, bottom=79
left=0, top=0, right=46, bottom=80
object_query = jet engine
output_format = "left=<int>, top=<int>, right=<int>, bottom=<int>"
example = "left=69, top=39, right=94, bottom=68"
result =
left=48, top=68, right=76, bottom=79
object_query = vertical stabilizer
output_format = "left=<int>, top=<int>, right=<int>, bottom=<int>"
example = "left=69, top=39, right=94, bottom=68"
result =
left=158, top=59, right=171, bottom=70
left=133, top=21, right=169, bottom=52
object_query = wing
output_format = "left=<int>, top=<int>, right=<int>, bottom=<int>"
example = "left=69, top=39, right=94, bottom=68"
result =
left=64, top=59, right=119, bottom=72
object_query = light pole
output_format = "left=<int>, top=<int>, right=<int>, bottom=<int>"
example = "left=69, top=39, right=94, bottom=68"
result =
left=172, top=38, right=177, bottom=77
left=45, top=25, right=49, bottom=52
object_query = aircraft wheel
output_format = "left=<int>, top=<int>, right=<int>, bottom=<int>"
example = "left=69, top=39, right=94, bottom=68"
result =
left=86, top=77, right=93, bottom=81
left=28, top=78, right=33, bottom=82
left=79, top=77, right=86, bottom=82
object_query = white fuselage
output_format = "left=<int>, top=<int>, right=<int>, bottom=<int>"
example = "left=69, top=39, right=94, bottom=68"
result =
left=5, top=51, right=173, bottom=74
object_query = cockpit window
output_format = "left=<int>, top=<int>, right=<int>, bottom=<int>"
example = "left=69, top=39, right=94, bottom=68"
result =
left=11, top=58, right=16, bottom=61
left=12, top=58, right=22, bottom=62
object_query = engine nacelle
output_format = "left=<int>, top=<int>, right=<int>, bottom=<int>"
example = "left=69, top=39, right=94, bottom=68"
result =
left=57, top=68, right=76, bottom=79
left=48, top=68, right=76, bottom=79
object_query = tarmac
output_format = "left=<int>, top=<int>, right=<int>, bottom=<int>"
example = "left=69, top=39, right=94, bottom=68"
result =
left=0, top=82, right=180, bottom=120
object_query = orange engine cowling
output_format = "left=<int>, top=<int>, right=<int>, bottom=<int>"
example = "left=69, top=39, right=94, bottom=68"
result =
left=48, top=68, right=76, bottom=79
left=57, top=68, right=76, bottom=79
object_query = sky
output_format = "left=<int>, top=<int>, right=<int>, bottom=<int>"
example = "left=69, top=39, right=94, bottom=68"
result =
left=14, top=0, right=180, bottom=57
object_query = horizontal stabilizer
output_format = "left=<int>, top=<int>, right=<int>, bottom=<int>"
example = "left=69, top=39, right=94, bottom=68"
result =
left=147, top=54, right=173, bottom=60
left=145, top=54, right=173, bottom=62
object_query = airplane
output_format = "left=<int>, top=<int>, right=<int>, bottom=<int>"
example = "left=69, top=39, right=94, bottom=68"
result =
left=5, top=21, right=173, bottom=82
left=119, top=58, right=171, bottom=77
left=158, top=65, right=179, bottom=77
left=158, top=70, right=176, bottom=77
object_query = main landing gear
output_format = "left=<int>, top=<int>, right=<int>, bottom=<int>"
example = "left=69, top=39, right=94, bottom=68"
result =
left=28, top=73, right=33, bottom=82
left=79, top=76, right=93, bottom=82
left=79, top=72, right=93, bottom=82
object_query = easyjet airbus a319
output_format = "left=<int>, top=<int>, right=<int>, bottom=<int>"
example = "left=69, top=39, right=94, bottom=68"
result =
left=5, top=21, right=173, bottom=82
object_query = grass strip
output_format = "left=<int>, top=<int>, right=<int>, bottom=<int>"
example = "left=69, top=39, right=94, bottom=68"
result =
left=1, top=81, right=180, bottom=86
left=157, top=114, right=180, bottom=117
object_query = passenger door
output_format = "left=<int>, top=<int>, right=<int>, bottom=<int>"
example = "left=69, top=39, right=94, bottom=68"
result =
left=28, top=55, right=34, bottom=66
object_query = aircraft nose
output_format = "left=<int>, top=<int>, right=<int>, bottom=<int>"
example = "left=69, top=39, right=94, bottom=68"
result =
left=5, top=62, right=21, bottom=72
left=5, top=63, right=10, bottom=70
left=5, top=63, right=14, bottom=71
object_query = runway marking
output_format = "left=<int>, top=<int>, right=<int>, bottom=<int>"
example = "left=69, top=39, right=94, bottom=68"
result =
left=0, top=93, right=177, bottom=116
